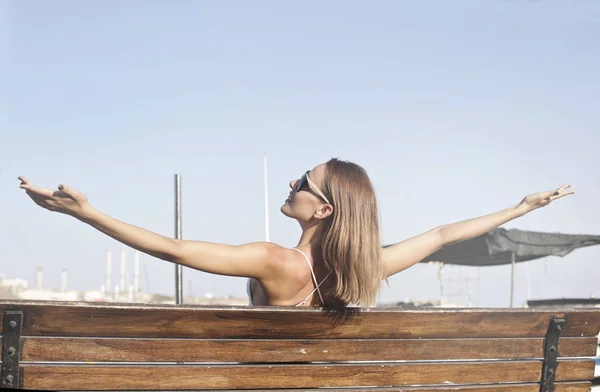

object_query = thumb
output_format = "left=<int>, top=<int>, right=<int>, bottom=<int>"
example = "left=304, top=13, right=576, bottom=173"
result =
left=58, top=184, right=73, bottom=197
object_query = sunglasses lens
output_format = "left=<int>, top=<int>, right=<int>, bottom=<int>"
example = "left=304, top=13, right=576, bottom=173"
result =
left=296, top=173, right=307, bottom=191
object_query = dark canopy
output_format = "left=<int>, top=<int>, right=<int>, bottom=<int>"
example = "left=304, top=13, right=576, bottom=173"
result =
left=385, top=228, right=600, bottom=267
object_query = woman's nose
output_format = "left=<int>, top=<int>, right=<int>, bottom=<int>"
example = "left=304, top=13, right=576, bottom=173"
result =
left=289, top=180, right=296, bottom=189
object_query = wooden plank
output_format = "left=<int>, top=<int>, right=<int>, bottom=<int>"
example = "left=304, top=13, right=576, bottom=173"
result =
left=558, top=337, right=598, bottom=356
left=3, top=301, right=600, bottom=339
left=20, top=337, right=598, bottom=363
left=20, top=361, right=550, bottom=390
left=556, top=359, right=596, bottom=381
left=22, top=361, right=594, bottom=390
left=21, top=360, right=595, bottom=390
left=23, top=362, right=541, bottom=390
left=19, top=360, right=596, bottom=386
left=179, top=384, right=592, bottom=392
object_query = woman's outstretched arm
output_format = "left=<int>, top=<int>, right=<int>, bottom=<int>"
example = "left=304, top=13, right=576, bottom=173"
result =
left=18, top=176, right=286, bottom=280
left=383, top=185, right=574, bottom=278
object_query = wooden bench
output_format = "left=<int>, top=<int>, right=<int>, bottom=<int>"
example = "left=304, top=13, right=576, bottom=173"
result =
left=1, top=300, right=599, bottom=391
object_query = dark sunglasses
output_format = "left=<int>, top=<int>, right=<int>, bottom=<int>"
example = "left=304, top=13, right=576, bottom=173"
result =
left=295, top=171, right=330, bottom=204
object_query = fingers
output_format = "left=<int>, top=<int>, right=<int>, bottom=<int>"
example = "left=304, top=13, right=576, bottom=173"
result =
left=19, top=176, right=32, bottom=190
left=557, top=184, right=574, bottom=195
left=18, top=176, right=34, bottom=190
left=24, top=184, right=54, bottom=198
left=18, top=176, right=61, bottom=198
left=530, top=185, right=574, bottom=208
left=542, top=189, right=557, bottom=199
left=549, top=184, right=574, bottom=201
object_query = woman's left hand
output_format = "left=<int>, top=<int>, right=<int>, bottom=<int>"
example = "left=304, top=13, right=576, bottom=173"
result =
left=19, top=176, right=92, bottom=219
left=519, top=184, right=574, bottom=212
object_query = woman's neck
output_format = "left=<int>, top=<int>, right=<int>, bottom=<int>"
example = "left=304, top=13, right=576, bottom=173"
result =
left=296, top=222, right=329, bottom=267
left=297, top=222, right=322, bottom=247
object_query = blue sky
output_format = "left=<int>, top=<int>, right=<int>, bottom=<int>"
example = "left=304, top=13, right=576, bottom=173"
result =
left=2, top=0, right=599, bottom=306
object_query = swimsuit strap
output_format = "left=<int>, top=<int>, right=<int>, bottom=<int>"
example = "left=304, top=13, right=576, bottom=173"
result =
left=292, top=248, right=331, bottom=307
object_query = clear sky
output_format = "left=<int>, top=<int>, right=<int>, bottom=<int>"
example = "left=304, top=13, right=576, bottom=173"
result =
left=1, top=0, right=599, bottom=307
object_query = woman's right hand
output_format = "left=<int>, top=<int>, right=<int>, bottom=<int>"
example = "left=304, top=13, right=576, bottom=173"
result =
left=19, top=176, right=92, bottom=220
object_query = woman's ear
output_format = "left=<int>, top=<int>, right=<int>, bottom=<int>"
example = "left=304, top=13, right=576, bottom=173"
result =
left=314, top=204, right=333, bottom=220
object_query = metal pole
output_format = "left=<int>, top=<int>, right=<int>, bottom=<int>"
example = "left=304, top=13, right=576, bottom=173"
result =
left=476, top=267, right=481, bottom=307
left=175, top=174, right=183, bottom=305
left=524, top=260, right=532, bottom=301
left=509, top=251, right=516, bottom=308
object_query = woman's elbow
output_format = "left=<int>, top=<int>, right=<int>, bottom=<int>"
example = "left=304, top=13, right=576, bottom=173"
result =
left=159, top=238, right=184, bottom=263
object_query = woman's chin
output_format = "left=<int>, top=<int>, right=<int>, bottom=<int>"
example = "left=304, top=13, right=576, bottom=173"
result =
left=280, top=203, right=293, bottom=218
left=280, top=204, right=288, bottom=214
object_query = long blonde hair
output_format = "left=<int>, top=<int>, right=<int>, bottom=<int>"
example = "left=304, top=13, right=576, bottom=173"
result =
left=320, top=158, right=385, bottom=307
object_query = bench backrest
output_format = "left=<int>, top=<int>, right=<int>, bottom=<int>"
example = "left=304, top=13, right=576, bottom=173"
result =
left=1, top=300, right=599, bottom=391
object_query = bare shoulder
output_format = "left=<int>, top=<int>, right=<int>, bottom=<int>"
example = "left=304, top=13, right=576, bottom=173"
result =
left=259, top=246, right=312, bottom=289
left=249, top=245, right=313, bottom=306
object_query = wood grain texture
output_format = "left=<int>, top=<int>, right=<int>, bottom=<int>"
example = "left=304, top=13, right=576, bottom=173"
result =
left=3, top=301, right=600, bottom=339
left=20, top=360, right=596, bottom=390
left=166, top=384, right=592, bottom=392
left=20, top=337, right=598, bottom=362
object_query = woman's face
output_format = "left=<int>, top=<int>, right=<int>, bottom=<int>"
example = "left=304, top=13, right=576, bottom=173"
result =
left=280, top=163, right=330, bottom=223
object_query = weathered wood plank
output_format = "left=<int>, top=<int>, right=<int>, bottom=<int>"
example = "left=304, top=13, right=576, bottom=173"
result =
left=557, top=360, right=597, bottom=380
left=173, top=384, right=592, bottom=392
left=21, top=360, right=592, bottom=390
left=20, top=337, right=597, bottom=362
left=550, top=383, right=593, bottom=392
left=3, top=301, right=599, bottom=338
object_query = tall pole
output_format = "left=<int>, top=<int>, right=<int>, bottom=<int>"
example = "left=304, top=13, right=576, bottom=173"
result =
left=524, top=260, right=532, bottom=301
left=105, top=249, right=112, bottom=294
left=61, top=268, right=67, bottom=293
left=264, top=155, right=270, bottom=242
left=509, top=251, right=516, bottom=308
left=35, top=266, right=42, bottom=290
left=175, top=174, right=183, bottom=305
left=134, top=251, right=140, bottom=301
left=120, top=249, right=127, bottom=295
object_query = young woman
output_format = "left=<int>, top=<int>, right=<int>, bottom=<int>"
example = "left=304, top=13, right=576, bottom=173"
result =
left=18, top=158, right=573, bottom=308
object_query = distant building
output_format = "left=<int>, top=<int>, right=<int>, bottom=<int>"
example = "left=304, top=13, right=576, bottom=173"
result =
left=0, top=276, right=28, bottom=298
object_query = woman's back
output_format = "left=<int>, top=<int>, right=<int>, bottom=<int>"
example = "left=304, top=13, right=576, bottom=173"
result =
left=247, top=247, right=341, bottom=307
